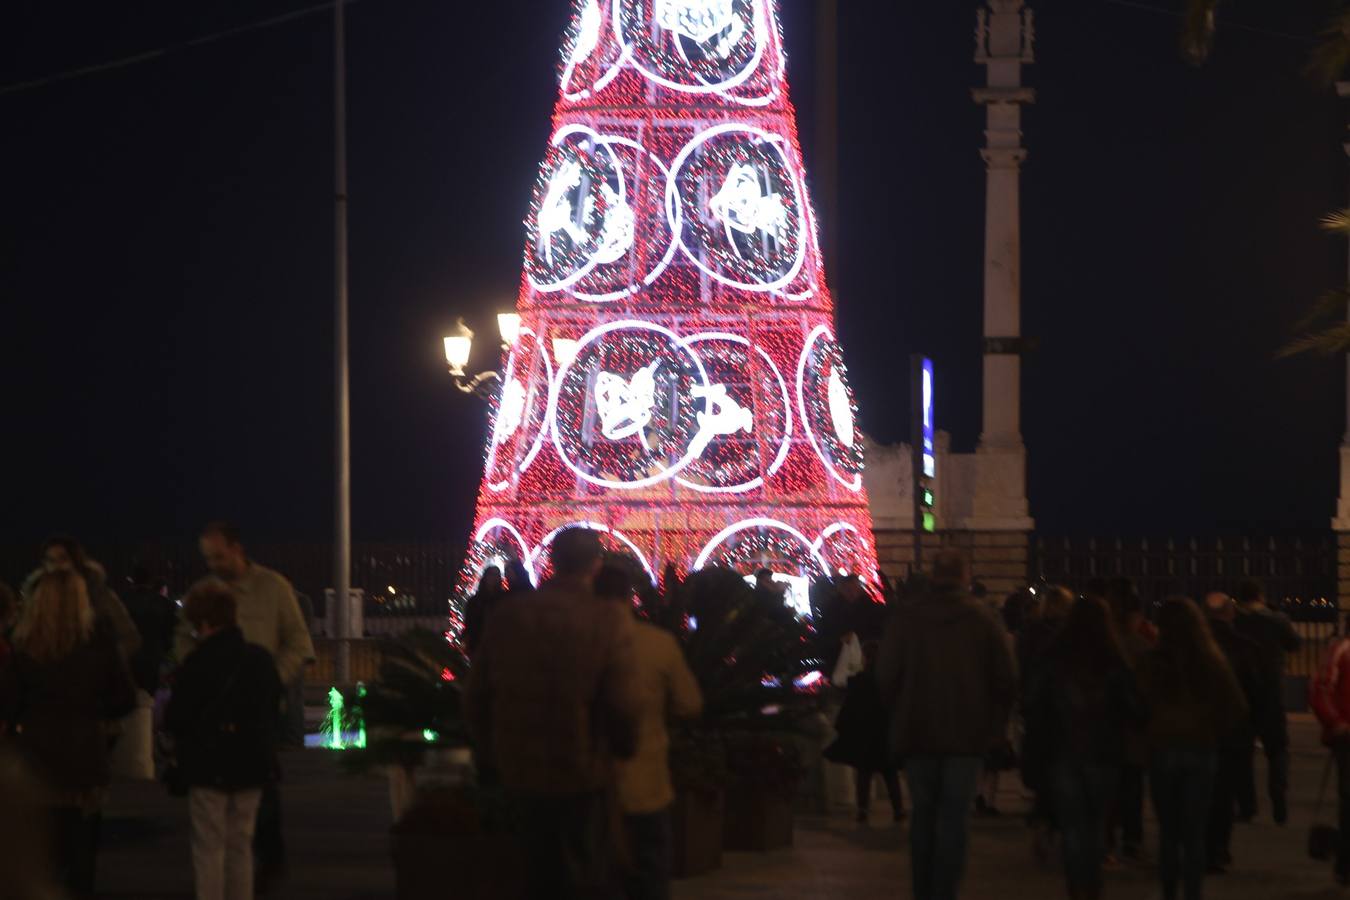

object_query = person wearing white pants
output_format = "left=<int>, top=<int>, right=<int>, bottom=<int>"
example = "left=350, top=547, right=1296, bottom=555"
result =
left=190, top=787, right=263, bottom=900
left=166, top=582, right=281, bottom=900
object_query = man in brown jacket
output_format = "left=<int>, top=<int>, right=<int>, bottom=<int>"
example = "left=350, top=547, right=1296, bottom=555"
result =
left=467, top=528, right=641, bottom=900
left=877, top=549, right=1016, bottom=900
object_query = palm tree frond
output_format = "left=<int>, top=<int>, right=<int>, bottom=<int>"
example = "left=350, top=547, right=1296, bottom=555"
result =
left=1321, top=209, right=1350, bottom=235
left=1305, top=10, right=1350, bottom=86
left=1181, top=0, right=1219, bottom=65
left=1290, top=287, right=1350, bottom=334
left=1277, top=323, right=1350, bottom=359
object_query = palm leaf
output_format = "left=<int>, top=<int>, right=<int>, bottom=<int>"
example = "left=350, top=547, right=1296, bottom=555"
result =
left=1277, top=322, right=1350, bottom=358
left=1322, top=209, right=1350, bottom=235
left=1306, top=10, right=1350, bottom=85
left=1181, top=0, right=1218, bottom=65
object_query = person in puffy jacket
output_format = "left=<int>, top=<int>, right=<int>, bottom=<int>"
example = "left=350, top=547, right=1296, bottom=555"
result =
left=1310, top=615, right=1350, bottom=886
left=166, top=582, right=281, bottom=900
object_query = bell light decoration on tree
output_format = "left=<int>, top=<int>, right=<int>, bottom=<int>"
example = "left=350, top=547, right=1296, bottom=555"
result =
left=457, top=0, right=880, bottom=612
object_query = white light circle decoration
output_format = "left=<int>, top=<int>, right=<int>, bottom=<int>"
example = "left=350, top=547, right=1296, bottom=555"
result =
left=615, top=0, right=769, bottom=96
left=482, top=327, right=553, bottom=492
left=561, top=0, right=629, bottom=102
left=529, top=521, right=656, bottom=585
left=675, top=332, right=791, bottom=494
left=548, top=320, right=710, bottom=489
left=693, top=517, right=830, bottom=575
left=811, top=522, right=870, bottom=578
left=526, top=126, right=677, bottom=301
left=797, top=325, right=864, bottom=491
left=666, top=123, right=808, bottom=292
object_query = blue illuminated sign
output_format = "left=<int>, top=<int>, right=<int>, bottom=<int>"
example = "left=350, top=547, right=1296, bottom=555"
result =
left=921, top=357, right=935, bottom=479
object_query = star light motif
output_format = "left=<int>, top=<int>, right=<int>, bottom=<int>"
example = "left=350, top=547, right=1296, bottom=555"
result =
left=593, top=183, right=635, bottom=264
left=688, top=383, right=753, bottom=459
left=657, top=0, right=737, bottom=45
left=709, top=162, right=786, bottom=239
left=595, top=362, right=660, bottom=441
left=538, top=159, right=594, bottom=263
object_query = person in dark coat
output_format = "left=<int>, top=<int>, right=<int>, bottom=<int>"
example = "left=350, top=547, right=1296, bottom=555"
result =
left=1025, top=596, right=1143, bottom=900
left=166, top=582, right=282, bottom=900
left=825, top=641, right=905, bottom=823
left=120, top=565, right=178, bottom=695
left=1139, top=597, right=1247, bottom=900
left=463, top=566, right=504, bottom=658
left=877, top=550, right=1016, bottom=900
left=1105, top=577, right=1155, bottom=863
left=1233, top=579, right=1299, bottom=824
left=1018, top=584, right=1074, bottom=843
left=1202, top=592, right=1271, bottom=873
left=4, top=569, right=137, bottom=898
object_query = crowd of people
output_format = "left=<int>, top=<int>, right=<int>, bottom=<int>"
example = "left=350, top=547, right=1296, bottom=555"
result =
left=0, top=525, right=315, bottom=900
left=813, top=553, right=1309, bottom=900
left=0, top=521, right=1342, bottom=900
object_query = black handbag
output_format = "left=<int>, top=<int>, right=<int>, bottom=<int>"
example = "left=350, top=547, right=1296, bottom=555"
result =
left=1309, top=754, right=1339, bottom=861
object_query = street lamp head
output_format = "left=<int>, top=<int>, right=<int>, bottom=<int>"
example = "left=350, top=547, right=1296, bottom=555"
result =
left=497, top=312, right=522, bottom=347
left=443, top=318, right=474, bottom=375
left=552, top=337, right=579, bottom=368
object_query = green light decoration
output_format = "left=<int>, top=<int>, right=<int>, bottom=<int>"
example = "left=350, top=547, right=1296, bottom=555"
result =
left=320, top=684, right=367, bottom=751
left=922, top=512, right=937, bottom=534
left=422, top=729, right=439, bottom=743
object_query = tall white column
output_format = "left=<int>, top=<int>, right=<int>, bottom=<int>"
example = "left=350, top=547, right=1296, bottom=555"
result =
left=967, top=0, right=1034, bottom=531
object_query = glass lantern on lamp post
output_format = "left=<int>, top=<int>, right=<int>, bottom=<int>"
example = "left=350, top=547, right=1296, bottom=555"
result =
left=443, top=313, right=520, bottom=400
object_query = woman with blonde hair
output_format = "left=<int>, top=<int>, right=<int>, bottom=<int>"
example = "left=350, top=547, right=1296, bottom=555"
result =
left=4, top=569, right=135, bottom=898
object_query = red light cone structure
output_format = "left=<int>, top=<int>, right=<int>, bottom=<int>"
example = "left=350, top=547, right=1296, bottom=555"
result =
left=458, top=0, right=879, bottom=613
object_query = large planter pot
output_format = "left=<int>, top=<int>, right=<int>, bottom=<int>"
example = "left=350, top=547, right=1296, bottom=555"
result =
left=391, top=829, right=526, bottom=900
left=672, top=789, right=724, bottom=878
left=722, top=786, right=794, bottom=852
left=390, top=785, right=525, bottom=900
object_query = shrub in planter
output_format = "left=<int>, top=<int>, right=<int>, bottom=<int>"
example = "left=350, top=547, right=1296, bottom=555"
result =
left=669, top=726, right=729, bottom=878
left=337, top=631, right=527, bottom=898
left=722, top=733, right=804, bottom=851
left=664, top=569, right=827, bottom=859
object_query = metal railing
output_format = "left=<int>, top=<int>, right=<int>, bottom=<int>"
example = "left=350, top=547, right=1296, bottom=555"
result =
left=1032, top=535, right=1338, bottom=618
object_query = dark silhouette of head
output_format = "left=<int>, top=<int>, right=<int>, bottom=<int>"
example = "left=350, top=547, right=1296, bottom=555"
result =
left=1235, top=580, right=1266, bottom=608
left=929, top=549, right=969, bottom=591
left=551, top=527, right=605, bottom=579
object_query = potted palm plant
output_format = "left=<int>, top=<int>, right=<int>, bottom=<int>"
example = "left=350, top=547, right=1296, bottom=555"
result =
left=339, top=629, right=524, bottom=900
left=667, top=568, right=823, bottom=862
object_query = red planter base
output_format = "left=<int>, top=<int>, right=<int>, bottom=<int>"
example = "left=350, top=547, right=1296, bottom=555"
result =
left=723, top=788, right=794, bottom=852
left=672, top=790, right=725, bottom=878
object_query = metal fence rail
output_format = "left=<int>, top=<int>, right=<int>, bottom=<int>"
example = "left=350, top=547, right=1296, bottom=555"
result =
left=1032, top=535, right=1338, bottom=620
left=0, top=539, right=466, bottom=620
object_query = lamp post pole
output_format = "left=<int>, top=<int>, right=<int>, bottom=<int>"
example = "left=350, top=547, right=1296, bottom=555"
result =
left=333, top=0, right=352, bottom=685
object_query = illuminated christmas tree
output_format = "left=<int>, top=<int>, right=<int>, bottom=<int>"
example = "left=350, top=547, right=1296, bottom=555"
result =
left=458, top=0, right=879, bottom=613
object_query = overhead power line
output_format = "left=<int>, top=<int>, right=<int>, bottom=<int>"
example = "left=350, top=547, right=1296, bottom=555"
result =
left=0, top=0, right=355, bottom=98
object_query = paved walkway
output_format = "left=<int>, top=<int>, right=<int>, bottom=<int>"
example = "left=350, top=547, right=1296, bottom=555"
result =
left=93, top=716, right=1345, bottom=899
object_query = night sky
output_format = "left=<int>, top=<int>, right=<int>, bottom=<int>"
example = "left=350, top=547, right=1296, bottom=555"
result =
left=1, top=0, right=1346, bottom=545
